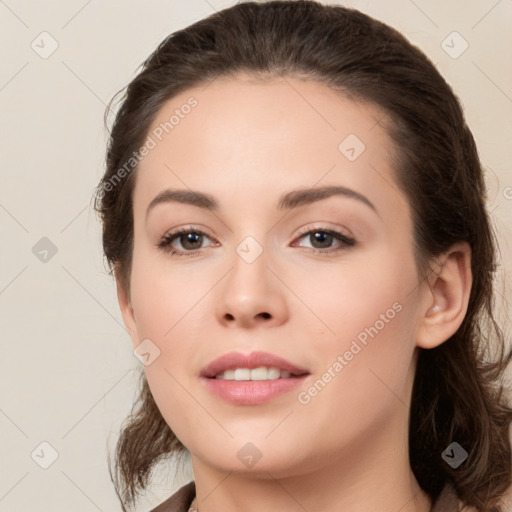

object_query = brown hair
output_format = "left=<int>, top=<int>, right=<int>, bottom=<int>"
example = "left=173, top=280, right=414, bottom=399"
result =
left=93, top=1, right=512, bottom=511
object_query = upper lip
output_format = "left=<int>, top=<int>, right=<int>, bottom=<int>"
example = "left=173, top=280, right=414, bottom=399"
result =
left=200, top=351, right=310, bottom=378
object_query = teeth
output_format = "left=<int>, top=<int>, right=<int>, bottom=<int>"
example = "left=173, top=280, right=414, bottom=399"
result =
left=252, top=367, right=279, bottom=380
left=223, top=369, right=235, bottom=380
left=214, top=367, right=293, bottom=380
left=234, top=368, right=251, bottom=380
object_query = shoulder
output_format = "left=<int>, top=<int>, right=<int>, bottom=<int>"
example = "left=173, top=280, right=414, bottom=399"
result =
left=150, top=481, right=196, bottom=512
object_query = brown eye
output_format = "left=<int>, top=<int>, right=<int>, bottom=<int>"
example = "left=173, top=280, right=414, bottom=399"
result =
left=293, top=227, right=356, bottom=254
left=309, top=231, right=334, bottom=249
left=157, top=227, right=215, bottom=256
left=178, top=232, right=204, bottom=250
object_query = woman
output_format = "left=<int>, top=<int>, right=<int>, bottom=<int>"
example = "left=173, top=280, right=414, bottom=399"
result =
left=93, top=1, right=512, bottom=511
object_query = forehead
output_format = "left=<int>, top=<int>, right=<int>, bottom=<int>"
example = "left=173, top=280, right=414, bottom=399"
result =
left=133, top=72, right=406, bottom=221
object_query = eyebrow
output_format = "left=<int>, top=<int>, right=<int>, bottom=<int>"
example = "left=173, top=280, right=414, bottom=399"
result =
left=146, top=185, right=379, bottom=219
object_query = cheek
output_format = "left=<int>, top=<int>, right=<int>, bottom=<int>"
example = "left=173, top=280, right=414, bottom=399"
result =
left=303, top=250, right=418, bottom=404
left=298, top=247, right=415, bottom=338
left=296, top=299, right=416, bottom=453
left=129, top=246, right=204, bottom=343
left=128, top=251, right=210, bottom=432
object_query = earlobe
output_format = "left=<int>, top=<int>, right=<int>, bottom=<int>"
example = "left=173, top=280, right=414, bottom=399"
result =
left=416, top=241, right=472, bottom=350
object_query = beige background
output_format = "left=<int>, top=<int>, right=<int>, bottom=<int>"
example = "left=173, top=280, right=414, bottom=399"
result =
left=1, top=0, right=511, bottom=511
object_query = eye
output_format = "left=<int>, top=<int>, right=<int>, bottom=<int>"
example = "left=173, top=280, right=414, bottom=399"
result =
left=292, top=226, right=356, bottom=254
left=156, top=227, right=218, bottom=257
left=156, top=225, right=357, bottom=257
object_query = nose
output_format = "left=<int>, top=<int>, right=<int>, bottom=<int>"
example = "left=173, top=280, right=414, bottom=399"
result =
left=215, top=246, right=288, bottom=329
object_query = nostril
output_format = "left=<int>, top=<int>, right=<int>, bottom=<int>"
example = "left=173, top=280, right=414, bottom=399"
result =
left=259, top=312, right=271, bottom=319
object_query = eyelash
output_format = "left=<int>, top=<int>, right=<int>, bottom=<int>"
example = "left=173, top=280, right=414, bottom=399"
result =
left=156, top=225, right=356, bottom=257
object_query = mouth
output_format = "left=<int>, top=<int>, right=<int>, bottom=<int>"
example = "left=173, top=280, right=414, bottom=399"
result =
left=200, top=351, right=310, bottom=405
left=200, top=350, right=310, bottom=379
left=212, top=367, right=307, bottom=380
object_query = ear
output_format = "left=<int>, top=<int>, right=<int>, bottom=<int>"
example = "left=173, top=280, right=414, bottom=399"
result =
left=115, top=267, right=140, bottom=349
left=416, top=241, right=472, bottom=349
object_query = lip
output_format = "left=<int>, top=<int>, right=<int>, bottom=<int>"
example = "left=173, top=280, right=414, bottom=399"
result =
left=203, top=377, right=309, bottom=405
left=200, top=351, right=309, bottom=378
left=200, top=351, right=310, bottom=405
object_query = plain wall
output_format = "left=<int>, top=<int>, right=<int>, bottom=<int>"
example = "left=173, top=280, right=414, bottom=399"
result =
left=1, top=1, right=511, bottom=510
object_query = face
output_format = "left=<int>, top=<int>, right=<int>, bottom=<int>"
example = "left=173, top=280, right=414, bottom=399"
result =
left=120, top=72, right=425, bottom=478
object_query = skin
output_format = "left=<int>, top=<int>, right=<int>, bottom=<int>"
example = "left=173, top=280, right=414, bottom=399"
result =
left=117, top=72, right=472, bottom=512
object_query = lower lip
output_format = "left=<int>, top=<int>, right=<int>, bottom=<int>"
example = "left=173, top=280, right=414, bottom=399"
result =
left=202, top=375, right=308, bottom=405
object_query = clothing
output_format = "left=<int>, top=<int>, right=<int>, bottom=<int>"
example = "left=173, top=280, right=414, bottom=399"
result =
left=150, top=481, right=195, bottom=512
left=150, top=480, right=461, bottom=512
